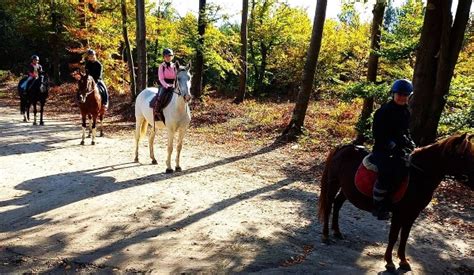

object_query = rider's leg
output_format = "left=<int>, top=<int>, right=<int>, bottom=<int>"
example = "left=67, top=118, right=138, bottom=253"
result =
left=98, top=80, right=109, bottom=107
left=373, top=153, right=393, bottom=220
left=20, top=77, right=32, bottom=91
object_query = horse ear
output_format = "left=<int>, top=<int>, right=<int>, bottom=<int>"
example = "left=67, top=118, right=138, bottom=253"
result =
left=186, top=61, right=192, bottom=71
left=175, top=61, right=181, bottom=69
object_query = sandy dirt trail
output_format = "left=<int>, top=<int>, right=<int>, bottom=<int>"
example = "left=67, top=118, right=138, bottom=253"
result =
left=0, top=103, right=472, bottom=274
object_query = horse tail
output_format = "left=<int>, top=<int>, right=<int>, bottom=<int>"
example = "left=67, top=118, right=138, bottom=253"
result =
left=318, top=146, right=342, bottom=223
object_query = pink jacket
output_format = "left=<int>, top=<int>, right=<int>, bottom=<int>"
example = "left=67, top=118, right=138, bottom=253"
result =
left=158, top=62, right=177, bottom=88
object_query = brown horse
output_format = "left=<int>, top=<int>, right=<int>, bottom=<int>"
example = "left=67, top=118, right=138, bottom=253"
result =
left=75, top=73, right=105, bottom=145
left=318, top=133, right=473, bottom=272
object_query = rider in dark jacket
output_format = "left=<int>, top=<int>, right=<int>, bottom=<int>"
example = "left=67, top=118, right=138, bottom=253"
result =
left=372, top=79, right=416, bottom=220
left=82, top=49, right=109, bottom=108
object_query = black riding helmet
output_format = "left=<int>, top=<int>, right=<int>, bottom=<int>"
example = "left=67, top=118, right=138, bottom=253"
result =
left=87, top=49, right=96, bottom=56
left=163, top=48, right=174, bottom=56
left=31, top=55, right=39, bottom=61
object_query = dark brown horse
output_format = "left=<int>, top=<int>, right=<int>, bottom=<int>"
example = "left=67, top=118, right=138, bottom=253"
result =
left=318, top=133, right=473, bottom=272
left=18, top=73, right=49, bottom=125
left=75, top=73, right=105, bottom=145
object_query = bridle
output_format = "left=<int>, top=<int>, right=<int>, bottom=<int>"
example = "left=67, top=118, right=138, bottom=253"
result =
left=172, top=69, right=190, bottom=101
left=80, top=76, right=95, bottom=100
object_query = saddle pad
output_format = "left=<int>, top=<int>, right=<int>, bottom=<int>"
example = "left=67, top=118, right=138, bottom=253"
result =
left=354, top=163, right=409, bottom=203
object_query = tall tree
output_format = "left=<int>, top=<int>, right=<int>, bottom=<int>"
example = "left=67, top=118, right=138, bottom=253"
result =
left=410, top=0, right=472, bottom=145
left=234, top=0, right=249, bottom=104
left=135, top=0, right=147, bottom=92
left=192, top=0, right=207, bottom=99
left=121, top=0, right=137, bottom=100
left=354, top=0, right=386, bottom=144
left=282, top=0, right=328, bottom=139
left=50, top=0, right=62, bottom=84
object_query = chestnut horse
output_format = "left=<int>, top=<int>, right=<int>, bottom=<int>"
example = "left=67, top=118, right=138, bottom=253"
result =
left=76, top=73, right=105, bottom=145
left=318, top=133, right=473, bottom=272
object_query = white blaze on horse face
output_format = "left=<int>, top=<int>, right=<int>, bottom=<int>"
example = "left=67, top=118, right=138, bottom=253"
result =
left=177, top=68, right=192, bottom=98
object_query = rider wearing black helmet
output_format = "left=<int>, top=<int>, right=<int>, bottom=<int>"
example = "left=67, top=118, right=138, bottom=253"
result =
left=84, top=49, right=109, bottom=108
left=372, top=79, right=416, bottom=220
left=20, top=55, right=43, bottom=92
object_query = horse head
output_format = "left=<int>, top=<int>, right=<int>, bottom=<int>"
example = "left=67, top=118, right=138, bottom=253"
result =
left=439, top=133, right=474, bottom=189
left=175, top=61, right=192, bottom=102
left=74, top=71, right=96, bottom=104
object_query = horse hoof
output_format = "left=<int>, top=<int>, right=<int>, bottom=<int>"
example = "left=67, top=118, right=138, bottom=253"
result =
left=151, top=159, right=158, bottom=165
left=87, top=134, right=91, bottom=138
left=322, top=236, right=330, bottom=245
left=385, top=263, right=396, bottom=273
left=134, top=158, right=139, bottom=163
left=91, top=141, right=95, bottom=145
left=399, top=261, right=411, bottom=271
left=33, top=122, right=37, bottom=126
left=175, top=166, right=182, bottom=172
left=39, top=122, right=44, bottom=126
left=165, top=168, right=174, bottom=174
left=23, top=118, right=27, bottom=122
left=333, top=232, right=345, bottom=240
left=80, top=141, right=85, bottom=145
left=100, top=132, right=104, bottom=137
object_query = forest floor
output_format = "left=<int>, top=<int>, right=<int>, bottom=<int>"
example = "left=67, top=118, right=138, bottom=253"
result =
left=0, top=81, right=472, bottom=274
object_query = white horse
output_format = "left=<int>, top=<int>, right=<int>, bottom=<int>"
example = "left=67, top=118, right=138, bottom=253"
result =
left=134, top=62, right=192, bottom=173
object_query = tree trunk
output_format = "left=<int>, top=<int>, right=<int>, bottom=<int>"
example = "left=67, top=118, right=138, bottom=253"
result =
left=121, top=0, right=137, bottom=100
left=135, top=0, right=147, bottom=93
left=234, top=0, right=248, bottom=104
left=191, top=0, right=206, bottom=99
left=78, top=0, right=89, bottom=47
left=410, top=0, right=472, bottom=145
left=50, top=0, right=61, bottom=84
left=255, top=43, right=268, bottom=93
left=354, top=1, right=386, bottom=145
left=282, top=0, right=328, bottom=139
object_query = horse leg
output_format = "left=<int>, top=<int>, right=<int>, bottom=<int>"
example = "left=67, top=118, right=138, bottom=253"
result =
left=99, top=113, right=104, bottom=137
left=397, top=220, right=415, bottom=271
left=175, top=128, right=186, bottom=172
left=384, top=216, right=402, bottom=272
left=32, top=102, right=37, bottom=125
left=322, top=183, right=340, bottom=244
left=134, top=117, right=148, bottom=163
left=165, top=129, right=175, bottom=173
left=87, top=114, right=92, bottom=138
left=21, top=98, right=27, bottom=122
left=26, top=102, right=30, bottom=122
left=331, top=191, right=346, bottom=239
left=80, top=114, right=86, bottom=145
left=39, top=101, right=44, bottom=125
left=148, top=123, right=157, bottom=164
left=91, top=115, right=97, bottom=145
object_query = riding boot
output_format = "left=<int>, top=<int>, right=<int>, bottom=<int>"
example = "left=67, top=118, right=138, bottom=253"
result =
left=372, top=180, right=391, bottom=220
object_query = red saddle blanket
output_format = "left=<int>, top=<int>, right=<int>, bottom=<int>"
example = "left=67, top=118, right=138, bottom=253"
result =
left=354, top=155, right=409, bottom=203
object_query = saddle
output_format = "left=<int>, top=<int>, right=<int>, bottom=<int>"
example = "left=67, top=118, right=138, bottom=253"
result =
left=354, top=154, right=409, bottom=203
left=149, top=87, right=174, bottom=123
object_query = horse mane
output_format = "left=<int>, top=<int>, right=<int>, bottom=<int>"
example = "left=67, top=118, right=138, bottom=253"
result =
left=413, top=133, right=473, bottom=157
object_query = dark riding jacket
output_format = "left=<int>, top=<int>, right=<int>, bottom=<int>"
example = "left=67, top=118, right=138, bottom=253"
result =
left=85, top=60, right=103, bottom=83
left=372, top=100, right=415, bottom=157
